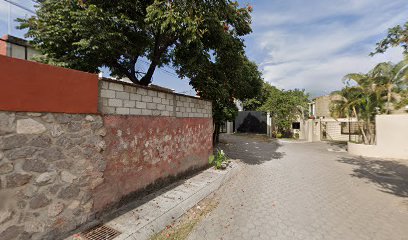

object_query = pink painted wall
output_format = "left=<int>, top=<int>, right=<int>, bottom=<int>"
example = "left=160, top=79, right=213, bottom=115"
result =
left=93, top=115, right=213, bottom=211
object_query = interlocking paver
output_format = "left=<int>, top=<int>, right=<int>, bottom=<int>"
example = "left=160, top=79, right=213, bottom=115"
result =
left=189, top=134, right=408, bottom=240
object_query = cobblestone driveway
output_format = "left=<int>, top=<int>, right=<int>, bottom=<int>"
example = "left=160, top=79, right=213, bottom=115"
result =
left=189, top=134, right=408, bottom=240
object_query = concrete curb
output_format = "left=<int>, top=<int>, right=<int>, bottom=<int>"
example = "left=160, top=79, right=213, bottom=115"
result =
left=67, top=163, right=240, bottom=240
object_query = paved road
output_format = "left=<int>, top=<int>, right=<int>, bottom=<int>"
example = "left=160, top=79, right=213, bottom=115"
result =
left=189, top=134, right=408, bottom=240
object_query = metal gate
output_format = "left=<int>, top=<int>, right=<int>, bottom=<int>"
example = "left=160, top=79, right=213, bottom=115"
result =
left=234, top=111, right=267, bottom=134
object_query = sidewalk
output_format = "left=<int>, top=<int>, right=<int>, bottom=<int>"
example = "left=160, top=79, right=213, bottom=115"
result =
left=66, top=163, right=240, bottom=240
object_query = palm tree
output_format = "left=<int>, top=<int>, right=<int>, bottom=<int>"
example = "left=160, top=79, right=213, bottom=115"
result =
left=331, top=71, right=387, bottom=144
left=370, top=60, right=408, bottom=113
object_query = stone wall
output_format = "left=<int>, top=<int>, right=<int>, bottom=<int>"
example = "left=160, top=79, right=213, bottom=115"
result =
left=99, top=79, right=212, bottom=118
left=0, top=80, right=213, bottom=240
left=0, top=112, right=105, bottom=240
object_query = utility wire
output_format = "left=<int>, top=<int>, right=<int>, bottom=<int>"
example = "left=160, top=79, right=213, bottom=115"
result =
left=2, top=0, right=36, bottom=14
left=139, top=59, right=179, bottom=78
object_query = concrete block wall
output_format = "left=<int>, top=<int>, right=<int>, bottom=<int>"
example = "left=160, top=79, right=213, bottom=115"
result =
left=99, top=79, right=212, bottom=118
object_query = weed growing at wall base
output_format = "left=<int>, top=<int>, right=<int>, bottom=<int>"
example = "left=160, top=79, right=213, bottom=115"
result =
left=209, top=149, right=228, bottom=169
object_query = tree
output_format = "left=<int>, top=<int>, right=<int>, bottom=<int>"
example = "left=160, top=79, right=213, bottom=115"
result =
left=369, top=61, right=408, bottom=113
left=371, top=22, right=408, bottom=55
left=18, top=0, right=253, bottom=86
left=243, top=82, right=278, bottom=111
left=331, top=68, right=391, bottom=144
left=259, top=89, right=309, bottom=137
left=174, top=37, right=263, bottom=143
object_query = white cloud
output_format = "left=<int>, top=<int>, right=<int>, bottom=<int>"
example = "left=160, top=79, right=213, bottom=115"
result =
left=248, top=0, right=408, bottom=97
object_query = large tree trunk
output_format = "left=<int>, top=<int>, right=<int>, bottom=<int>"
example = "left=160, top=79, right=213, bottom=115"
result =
left=213, top=122, right=220, bottom=145
left=139, top=61, right=158, bottom=86
left=386, top=84, right=393, bottom=114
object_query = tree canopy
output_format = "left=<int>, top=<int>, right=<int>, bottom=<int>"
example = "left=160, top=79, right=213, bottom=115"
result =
left=18, top=0, right=263, bottom=143
left=330, top=60, right=408, bottom=144
left=18, top=0, right=253, bottom=86
left=372, top=21, right=408, bottom=55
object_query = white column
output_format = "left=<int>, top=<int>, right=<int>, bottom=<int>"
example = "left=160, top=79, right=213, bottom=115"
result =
left=267, top=112, right=272, bottom=137
left=226, top=121, right=234, bottom=134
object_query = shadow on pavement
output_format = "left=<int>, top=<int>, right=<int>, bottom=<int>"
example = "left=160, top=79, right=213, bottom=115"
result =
left=217, top=134, right=284, bottom=165
left=338, top=156, right=408, bottom=197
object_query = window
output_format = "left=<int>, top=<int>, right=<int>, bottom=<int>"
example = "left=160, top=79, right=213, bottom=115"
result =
left=292, top=122, right=300, bottom=129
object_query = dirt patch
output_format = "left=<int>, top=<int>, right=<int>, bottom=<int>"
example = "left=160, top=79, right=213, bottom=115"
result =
left=150, top=194, right=219, bottom=240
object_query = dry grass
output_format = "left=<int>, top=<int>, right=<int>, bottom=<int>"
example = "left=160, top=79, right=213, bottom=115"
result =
left=150, top=194, right=219, bottom=240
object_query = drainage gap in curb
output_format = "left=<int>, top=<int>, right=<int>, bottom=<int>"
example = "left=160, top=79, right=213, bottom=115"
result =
left=80, top=224, right=121, bottom=240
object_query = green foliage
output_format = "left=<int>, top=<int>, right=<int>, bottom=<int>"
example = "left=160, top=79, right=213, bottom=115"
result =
left=259, top=89, right=309, bottom=137
left=18, top=0, right=254, bottom=86
left=208, top=149, right=227, bottom=169
left=243, top=82, right=278, bottom=111
left=372, top=22, right=408, bottom=55
left=330, top=60, right=408, bottom=144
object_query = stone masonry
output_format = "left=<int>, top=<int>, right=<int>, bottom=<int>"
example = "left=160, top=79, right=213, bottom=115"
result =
left=0, top=78, right=213, bottom=240
left=0, top=112, right=106, bottom=240
left=99, top=79, right=212, bottom=118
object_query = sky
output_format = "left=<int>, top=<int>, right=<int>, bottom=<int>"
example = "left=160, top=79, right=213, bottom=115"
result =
left=1, top=0, right=407, bottom=97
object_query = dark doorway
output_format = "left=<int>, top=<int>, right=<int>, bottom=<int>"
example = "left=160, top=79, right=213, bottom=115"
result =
left=235, top=111, right=267, bottom=134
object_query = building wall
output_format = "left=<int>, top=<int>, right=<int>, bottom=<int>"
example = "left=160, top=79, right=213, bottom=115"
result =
left=99, top=79, right=212, bottom=118
left=314, top=95, right=331, bottom=118
left=0, top=60, right=213, bottom=239
left=348, top=114, right=408, bottom=159
left=0, top=35, right=40, bottom=61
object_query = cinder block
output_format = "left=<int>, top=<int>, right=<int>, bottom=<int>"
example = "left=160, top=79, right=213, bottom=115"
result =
left=166, top=105, right=173, bottom=112
left=136, top=102, right=147, bottom=109
left=142, top=95, right=153, bottom=103
left=158, top=92, right=166, bottom=99
left=100, top=89, right=116, bottom=98
left=142, top=109, right=152, bottom=115
left=137, top=88, right=148, bottom=96
left=130, top=93, right=142, bottom=101
left=101, top=98, right=108, bottom=107
left=152, top=97, right=162, bottom=104
left=130, top=108, right=142, bottom=115
left=124, top=100, right=136, bottom=108
left=109, top=82, right=124, bottom=91
left=176, top=112, right=183, bottom=118
left=157, top=104, right=166, bottom=110
left=124, top=85, right=137, bottom=93
left=152, top=110, right=161, bottom=116
left=103, top=106, right=116, bottom=114
left=148, top=90, right=157, bottom=97
left=109, top=99, right=123, bottom=107
left=101, top=80, right=109, bottom=89
left=116, top=91, right=130, bottom=100
left=161, top=99, right=169, bottom=105
left=147, top=103, right=157, bottom=110
left=116, top=108, right=130, bottom=115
